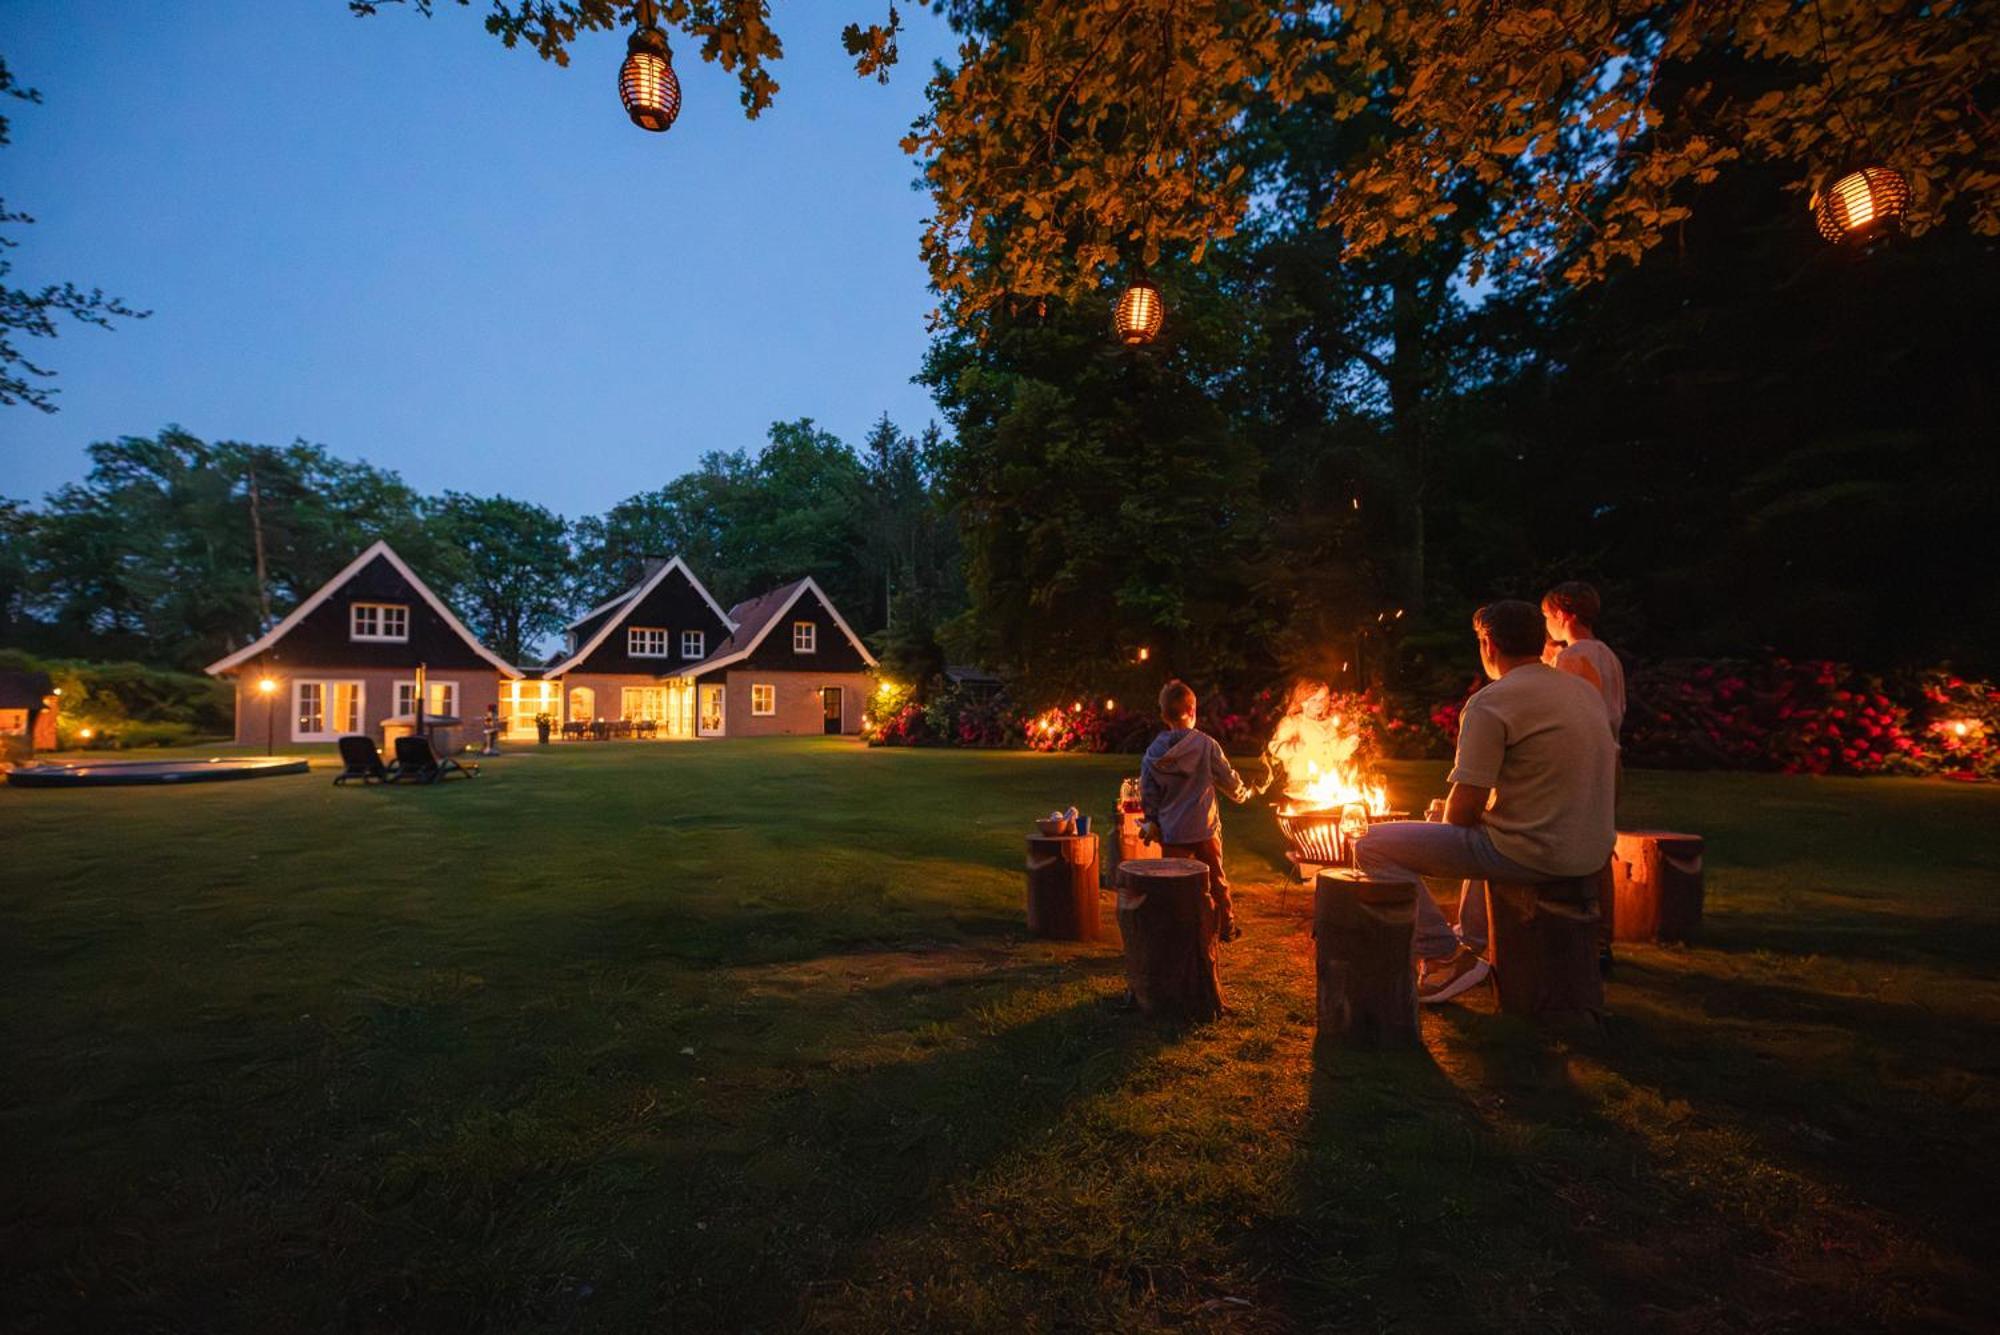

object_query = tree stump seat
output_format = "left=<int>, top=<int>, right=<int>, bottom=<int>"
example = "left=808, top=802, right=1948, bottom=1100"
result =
left=1025, top=833, right=1102, bottom=941
left=1486, top=875, right=1605, bottom=1021
left=1116, top=858, right=1223, bottom=1022
left=1610, top=830, right=1705, bottom=943
left=1313, top=870, right=1420, bottom=1048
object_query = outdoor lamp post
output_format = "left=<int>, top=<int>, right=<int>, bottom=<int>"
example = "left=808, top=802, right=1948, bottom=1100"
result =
left=257, top=676, right=278, bottom=756
left=619, top=0, right=682, bottom=133
left=1113, top=277, right=1164, bottom=345
left=1812, top=165, right=1911, bottom=245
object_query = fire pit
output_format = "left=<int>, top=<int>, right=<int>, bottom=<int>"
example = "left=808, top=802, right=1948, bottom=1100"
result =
left=1275, top=804, right=1409, bottom=880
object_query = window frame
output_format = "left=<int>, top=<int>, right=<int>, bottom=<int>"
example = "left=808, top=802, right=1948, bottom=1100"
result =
left=791, top=620, right=817, bottom=654
left=750, top=683, right=776, bottom=716
left=394, top=679, right=458, bottom=718
left=680, top=629, right=706, bottom=659
left=627, top=626, right=671, bottom=658
left=350, top=602, right=410, bottom=643
left=293, top=678, right=365, bottom=741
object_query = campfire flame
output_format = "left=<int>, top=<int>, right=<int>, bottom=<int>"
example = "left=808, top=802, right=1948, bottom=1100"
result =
left=1280, top=757, right=1388, bottom=817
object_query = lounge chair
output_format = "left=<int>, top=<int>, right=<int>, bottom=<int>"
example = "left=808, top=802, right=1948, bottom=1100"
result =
left=392, top=733, right=478, bottom=784
left=334, top=734, right=395, bottom=785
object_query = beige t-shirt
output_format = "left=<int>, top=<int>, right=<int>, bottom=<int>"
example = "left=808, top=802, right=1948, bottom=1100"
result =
left=1449, top=663, right=1617, bottom=877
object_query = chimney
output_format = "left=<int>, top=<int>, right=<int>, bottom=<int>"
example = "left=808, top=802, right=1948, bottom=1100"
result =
left=640, top=555, right=669, bottom=578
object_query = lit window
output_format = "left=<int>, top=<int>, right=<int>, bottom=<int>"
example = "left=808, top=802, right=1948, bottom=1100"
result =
left=351, top=602, right=409, bottom=642
left=751, top=684, right=775, bottom=715
left=395, top=680, right=457, bottom=717
left=628, top=626, right=669, bottom=657
left=294, top=679, right=364, bottom=739
left=681, top=629, right=705, bottom=658
left=792, top=621, right=816, bottom=653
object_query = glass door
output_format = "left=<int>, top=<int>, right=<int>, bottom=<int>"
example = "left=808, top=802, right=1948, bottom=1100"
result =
left=698, top=684, right=725, bottom=736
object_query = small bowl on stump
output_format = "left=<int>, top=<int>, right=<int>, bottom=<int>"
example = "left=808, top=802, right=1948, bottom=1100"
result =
left=1035, top=816, right=1074, bottom=837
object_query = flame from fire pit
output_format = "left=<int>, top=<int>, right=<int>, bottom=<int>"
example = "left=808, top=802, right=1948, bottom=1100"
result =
left=1280, top=758, right=1388, bottom=818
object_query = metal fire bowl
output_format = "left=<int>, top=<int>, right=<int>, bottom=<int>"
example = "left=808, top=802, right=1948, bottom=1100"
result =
left=1275, top=808, right=1414, bottom=870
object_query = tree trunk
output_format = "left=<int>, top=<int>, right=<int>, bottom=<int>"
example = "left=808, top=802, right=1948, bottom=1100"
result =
left=1025, top=834, right=1101, bottom=941
left=1313, top=870, right=1420, bottom=1048
left=1611, top=831, right=1706, bottom=943
left=1487, top=876, right=1605, bottom=1021
left=1115, top=858, right=1223, bottom=1022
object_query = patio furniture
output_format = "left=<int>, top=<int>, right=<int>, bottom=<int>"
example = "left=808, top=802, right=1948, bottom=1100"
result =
left=334, top=734, right=395, bottom=785
left=562, top=720, right=587, bottom=741
left=611, top=719, right=632, bottom=739
left=1115, top=858, right=1224, bottom=1022
left=391, top=734, right=478, bottom=784
left=1313, top=869, right=1420, bottom=1048
left=1025, top=832, right=1101, bottom=941
left=1487, top=875, right=1604, bottom=1021
left=635, top=719, right=658, bottom=739
left=1610, top=831, right=1705, bottom=943
left=590, top=720, right=610, bottom=741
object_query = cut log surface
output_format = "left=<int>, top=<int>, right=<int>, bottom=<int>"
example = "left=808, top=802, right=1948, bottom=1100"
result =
left=1313, top=870, right=1420, bottom=1048
left=1025, top=834, right=1102, bottom=941
left=1488, top=877, right=1605, bottom=1020
left=1612, top=830, right=1706, bottom=943
left=1116, top=858, right=1223, bottom=1022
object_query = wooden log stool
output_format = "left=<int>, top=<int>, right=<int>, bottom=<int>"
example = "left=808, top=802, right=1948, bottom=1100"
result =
left=1025, top=833, right=1102, bottom=941
left=1116, top=858, right=1223, bottom=1022
left=1102, top=793, right=1163, bottom=888
left=1610, top=830, right=1706, bottom=944
left=1313, top=870, right=1420, bottom=1048
left=1486, top=876, right=1605, bottom=1020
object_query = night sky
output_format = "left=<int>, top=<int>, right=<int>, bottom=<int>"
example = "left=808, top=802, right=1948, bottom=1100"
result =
left=1, top=0, right=956, bottom=516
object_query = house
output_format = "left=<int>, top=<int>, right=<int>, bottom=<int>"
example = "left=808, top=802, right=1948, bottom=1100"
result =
left=0, top=669, right=59, bottom=765
left=523, top=556, right=737, bottom=738
left=683, top=576, right=878, bottom=736
left=204, top=540, right=520, bottom=745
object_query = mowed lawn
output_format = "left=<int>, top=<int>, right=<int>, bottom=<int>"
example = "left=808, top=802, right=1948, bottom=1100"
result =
left=3, top=740, right=1997, bottom=1333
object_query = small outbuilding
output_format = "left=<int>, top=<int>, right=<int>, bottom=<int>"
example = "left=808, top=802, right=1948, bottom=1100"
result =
left=0, top=670, right=59, bottom=766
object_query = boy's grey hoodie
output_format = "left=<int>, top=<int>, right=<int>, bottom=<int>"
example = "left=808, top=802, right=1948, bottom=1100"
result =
left=1141, top=727, right=1251, bottom=845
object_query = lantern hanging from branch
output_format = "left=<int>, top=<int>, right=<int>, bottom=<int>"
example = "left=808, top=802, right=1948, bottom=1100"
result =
left=1811, top=165, right=1910, bottom=244
left=619, top=3, right=682, bottom=133
left=1113, top=277, right=1164, bottom=345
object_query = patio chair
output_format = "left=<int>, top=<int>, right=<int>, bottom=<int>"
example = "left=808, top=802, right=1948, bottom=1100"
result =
left=562, top=720, right=586, bottom=741
left=392, top=733, right=478, bottom=784
left=333, top=734, right=395, bottom=785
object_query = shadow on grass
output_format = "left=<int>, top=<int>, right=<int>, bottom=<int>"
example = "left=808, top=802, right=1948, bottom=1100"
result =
left=1697, top=906, right=2000, bottom=970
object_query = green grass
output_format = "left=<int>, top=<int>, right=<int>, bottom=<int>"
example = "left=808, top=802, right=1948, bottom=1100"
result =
left=3, top=740, right=1996, bottom=1332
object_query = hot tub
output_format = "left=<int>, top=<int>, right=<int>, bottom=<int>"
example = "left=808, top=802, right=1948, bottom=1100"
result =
left=5, top=756, right=311, bottom=788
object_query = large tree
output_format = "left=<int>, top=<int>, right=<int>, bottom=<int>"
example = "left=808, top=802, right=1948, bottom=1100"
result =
left=428, top=493, right=572, bottom=664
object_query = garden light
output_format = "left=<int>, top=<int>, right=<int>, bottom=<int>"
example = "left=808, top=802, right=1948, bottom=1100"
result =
left=1113, top=277, right=1164, bottom=345
left=619, top=0, right=682, bottom=133
left=1812, top=165, right=1910, bottom=244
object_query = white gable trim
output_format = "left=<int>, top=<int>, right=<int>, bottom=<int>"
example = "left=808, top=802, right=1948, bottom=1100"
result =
left=204, top=540, right=522, bottom=679
left=562, top=587, right=637, bottom=633
left=543, top=556, right=737, bottom=678
left=685, top=577, right=879, bottom=676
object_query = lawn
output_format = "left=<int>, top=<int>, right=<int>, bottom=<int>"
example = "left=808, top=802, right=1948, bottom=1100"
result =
left=3, top=739, right=1996, bottom=1332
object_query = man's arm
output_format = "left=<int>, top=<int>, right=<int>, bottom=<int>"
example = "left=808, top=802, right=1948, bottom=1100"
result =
left=1444, top=782, right=1491, bottom=827
left=1211, top=738, right=1252, bottom=803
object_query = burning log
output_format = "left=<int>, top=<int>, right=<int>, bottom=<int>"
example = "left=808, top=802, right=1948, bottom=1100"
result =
left=1313, top=870, right=1420, bottom=1047
left=1487, top=876, right=1605, bottom=1021
left=1266, top=686, right=1392, bottom=880
left=1025, top=833, right=1102, bottom=941
left=1115, top=858, right=1224, bottom=1022
left=1610, top=830, right=1705, bottom=943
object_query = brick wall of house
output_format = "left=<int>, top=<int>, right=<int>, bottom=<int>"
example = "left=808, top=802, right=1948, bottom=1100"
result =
left=228, top=667, right=500, bottom=749
left=721, top=669, right=872, bottom=736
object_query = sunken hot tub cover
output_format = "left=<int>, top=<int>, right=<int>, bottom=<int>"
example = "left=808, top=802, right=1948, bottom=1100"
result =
left=6, top=757, right=311, bottom=788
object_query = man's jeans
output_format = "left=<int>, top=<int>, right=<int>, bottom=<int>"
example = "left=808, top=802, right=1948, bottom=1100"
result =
left=1353, top=821, right=1544, bottom=961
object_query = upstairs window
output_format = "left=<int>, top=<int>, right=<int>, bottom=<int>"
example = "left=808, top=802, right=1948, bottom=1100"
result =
left=681, top=630, right=706, bottom=659
left=628, top=626, right=670, bottom=657
left=351, top=602, right=409, bottom=642
left=792, top=620, right=817, bottom=653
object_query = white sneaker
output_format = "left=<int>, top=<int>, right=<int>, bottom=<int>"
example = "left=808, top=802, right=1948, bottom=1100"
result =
left=1418, top=947, right=1491, bottom=1004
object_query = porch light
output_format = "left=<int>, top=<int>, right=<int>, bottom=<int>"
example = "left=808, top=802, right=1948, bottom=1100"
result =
left=619, top=1, right=682, bottom=133
left=257, top=677, right=278, bottom=696
left=1812, top=165, right=1910, bottom=244
left=1113, top=277, right=1164, bottom=345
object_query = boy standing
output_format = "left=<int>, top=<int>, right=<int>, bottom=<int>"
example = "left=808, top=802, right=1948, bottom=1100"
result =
left=1140, top=679, right=1254, bottom=942
left=1541, top=581, right=1625, bottom=739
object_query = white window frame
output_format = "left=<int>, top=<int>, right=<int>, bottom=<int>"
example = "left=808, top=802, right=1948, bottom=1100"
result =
left=394, top=679, right=458, bottom=718
left=293, top=679, right=365, bottom=741
left=628, top=626, right=670, bottom=658
left=681, top=629, right=706, bottom=659
left=792, top=621, right=817, bottom=654
left=751, top=683, right=776, bottom=716
left=350, top=602, right=409, bottom=642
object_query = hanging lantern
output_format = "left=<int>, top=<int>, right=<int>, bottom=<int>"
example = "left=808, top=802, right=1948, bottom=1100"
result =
left=619, top=20, right=682, bottom=133
left=1811, top=165, right=1910, bottom=244
left=1113, top=278, right=1164, bottom=345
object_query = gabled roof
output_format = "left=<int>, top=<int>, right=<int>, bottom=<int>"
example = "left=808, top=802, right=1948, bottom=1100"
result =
left=685, top=575, right=879, bottom=675
left=562, top=588, right=637, bottom=633
left=542, top=555, right=736, bottom=677
left=203, top=540, right=522, bottom=678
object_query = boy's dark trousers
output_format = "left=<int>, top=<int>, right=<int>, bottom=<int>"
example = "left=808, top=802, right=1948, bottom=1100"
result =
left=1162, top=837, right=1234, bottom=934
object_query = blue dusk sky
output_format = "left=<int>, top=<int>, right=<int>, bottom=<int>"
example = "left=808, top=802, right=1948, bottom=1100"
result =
left=1, top=1, right=958, bottom=517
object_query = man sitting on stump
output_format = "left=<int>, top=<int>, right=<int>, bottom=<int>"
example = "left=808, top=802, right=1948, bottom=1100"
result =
left=1140, top=679, right=1254, bottom=943
left=1355, top=600, right=1617, bottom=1003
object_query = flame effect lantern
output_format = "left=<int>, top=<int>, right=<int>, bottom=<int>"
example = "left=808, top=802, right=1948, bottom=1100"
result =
left=1812, top=165, right=1910, bottom=244
left=1114, top=278, right=1164, bottom=345
left=619, top=23, right=682, bottom=133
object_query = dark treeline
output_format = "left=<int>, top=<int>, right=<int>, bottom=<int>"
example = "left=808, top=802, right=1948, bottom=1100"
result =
left=0, top=416, right=961, bottom=674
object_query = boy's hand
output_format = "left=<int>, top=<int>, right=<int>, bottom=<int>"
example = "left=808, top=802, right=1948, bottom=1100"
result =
left=1139, top=820, right=1161, bottom=845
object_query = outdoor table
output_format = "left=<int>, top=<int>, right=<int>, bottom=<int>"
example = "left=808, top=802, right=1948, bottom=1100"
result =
left=1024, top=833, right=1101, bottom=940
